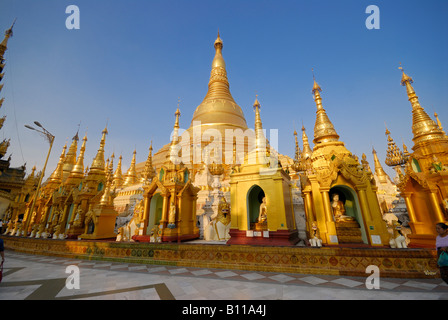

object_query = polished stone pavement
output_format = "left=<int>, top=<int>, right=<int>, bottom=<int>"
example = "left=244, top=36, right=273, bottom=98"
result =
left=0, top=250, right=447, bottom=301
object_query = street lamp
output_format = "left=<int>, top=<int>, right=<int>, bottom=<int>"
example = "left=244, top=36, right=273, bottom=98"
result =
left=22, top=121, right=55, bottom=236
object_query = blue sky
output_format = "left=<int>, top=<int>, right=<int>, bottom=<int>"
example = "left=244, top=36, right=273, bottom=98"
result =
left=1, top=0, right=447, bottom=179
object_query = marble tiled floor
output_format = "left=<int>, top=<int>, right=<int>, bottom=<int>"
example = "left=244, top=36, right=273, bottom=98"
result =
left=0, top=250, right=447, bottom=300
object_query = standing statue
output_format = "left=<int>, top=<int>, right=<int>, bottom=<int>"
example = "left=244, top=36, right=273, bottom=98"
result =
left=168, top=200, right=176, bottom=229
left=331, top=193, right=354, bottom=223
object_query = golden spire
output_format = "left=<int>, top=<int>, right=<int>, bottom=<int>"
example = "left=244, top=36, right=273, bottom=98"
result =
left=100, top=161, right=113, bottom=206
left=68, top=133, right=87, bottom=181
left=402, top=139, right=411, bottom=161
left=89, top=126, right=108, bottom=175
left=434, top=112, right=447, bottom=138
left=112, top=155, right=123, bottom=187
left=372, top=147, right=389, bottom=184
left=62, top=132, right=79, bottom=181
left=207, top=31, right=230, bottom=99
left=0, top=138, right=10, bottom=158
left=0, top=19, right=16, bottom=59
left=292, top=130, right=306, bottom=173
left=301, top=125, right=313, bottom=160
left=245, top=95, right=269, bottom=165
left=0, top=115, right=6, bottom=130
left=48, top=143, right=67, bottom=184
left=384, top=126, right=406, bottom=167
left=190, top=32, right=248, bottom=132
left=142, top=141, right=156, bottom=183
left=168, top=108, right=181, bottom=163
left=311, top=75, right=340, bottom=144
left=123, top=149, right=137, bottom=186
left=253, top=95, right=263, bottom=139
left=252, top=95, right=270, bottom=153
left=399, top=65, right=446, bottom=146
left=294, top=130, right=301, bottom=161
left=109, top=153, right=115, bottom=175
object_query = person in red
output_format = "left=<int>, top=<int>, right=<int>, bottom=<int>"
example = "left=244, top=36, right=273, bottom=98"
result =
left=436, top=223, right=448, bottom=284
left=0, top=238, right=4, bottom=263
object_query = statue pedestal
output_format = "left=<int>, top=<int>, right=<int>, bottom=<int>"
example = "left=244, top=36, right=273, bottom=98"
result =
left=254, top=221, right=268, bottom=231
left=227, top=228, right=299, bottom=246
left=335, top=220, right=363, bottom=244
left=66, top=226, right=84, bottom=239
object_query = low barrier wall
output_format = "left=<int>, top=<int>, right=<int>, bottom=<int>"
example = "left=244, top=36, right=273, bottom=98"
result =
left=1, top=235, right=440, bottom=279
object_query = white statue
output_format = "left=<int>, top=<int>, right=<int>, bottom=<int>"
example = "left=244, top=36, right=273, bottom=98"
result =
left=210, top=197, right=231, bottom=241
left=309, top=221, right=322, bottom=247
left=389, top=221, right=407, bottom=249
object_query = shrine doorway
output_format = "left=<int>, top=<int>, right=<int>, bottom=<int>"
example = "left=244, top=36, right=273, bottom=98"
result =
left=246, top=185, right=265, bottom=230
left=148, top=193, right=163, bottom=233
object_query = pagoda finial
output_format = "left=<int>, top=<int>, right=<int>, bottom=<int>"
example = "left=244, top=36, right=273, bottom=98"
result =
left=89, top=126, right=108, bottom=175
left=0, top=19, right=16, bottom=58
left=68, top=133, right=87, bottom=181
left=384, top=126, right=406, bottom=167
left=123, top=149, right=137, bottom=186
left=112, top=155, right=123, bottom=187
left=372, top=146, right=389, bottom=184
left=398, top=66, right=445, bottom=146
left=48, top=144, right=67, bottom=184
left=301, top=125, right=313, bottom=160
left=142, top=140, right=156, bottom=183
left=311, top=74, right=339, bottom=144
left=253, top=94, right=265, bottom=148
left=167, top=106, right=182, bottom=163
left=294, top=130, right=301, bottom=161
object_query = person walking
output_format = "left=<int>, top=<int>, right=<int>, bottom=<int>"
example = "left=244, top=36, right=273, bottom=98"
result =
left=436, top=222, right=448, bottom=284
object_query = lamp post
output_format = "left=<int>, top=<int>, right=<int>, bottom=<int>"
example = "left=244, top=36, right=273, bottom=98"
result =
left=22, top=121, right=55, bottom=236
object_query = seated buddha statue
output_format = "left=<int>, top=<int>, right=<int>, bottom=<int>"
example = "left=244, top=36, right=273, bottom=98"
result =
left=331, top=193, right=355, bottom=223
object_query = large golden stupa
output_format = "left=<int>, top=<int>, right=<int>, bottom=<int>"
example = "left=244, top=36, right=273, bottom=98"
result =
left=142, top=33, right=250, bottom=173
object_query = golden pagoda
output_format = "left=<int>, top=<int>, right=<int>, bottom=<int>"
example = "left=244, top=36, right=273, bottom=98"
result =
left=228, top=96, right=298, bottom=246
left=13, top=125, right=119, bottom=240
left=148, top=32, right=249, bottom=172
left=299, top=76, right=389, bottom=246
left=385, top=67, right=448, bottom=247
left=137, top=108, right=200, bottom=242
